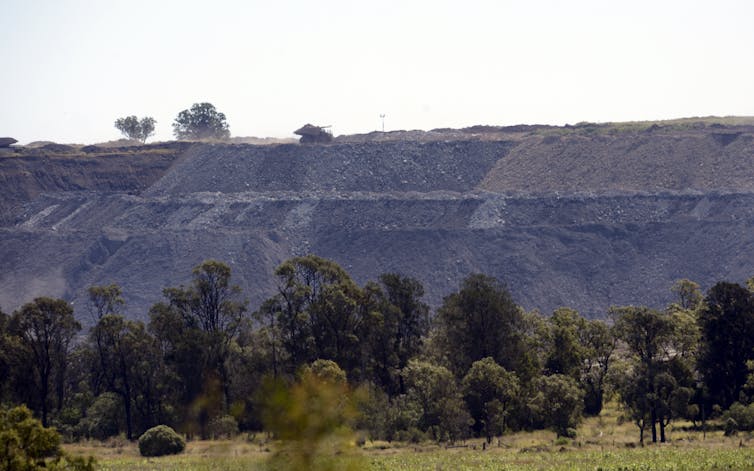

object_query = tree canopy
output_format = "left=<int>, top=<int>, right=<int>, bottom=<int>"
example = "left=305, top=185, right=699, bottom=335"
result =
left=697, top=281, right=754, bottom=410
left=462, top=357, right=519, bottom=440
left=154, top=260, right=247, bottom=437
left=3, top=257, right=754, bottom=447
left=114, top=116, right=156, bottom=143
left=8, top=298, right=80, bottom=426
left=611, top=305, right=695, bottom=443
left=434, top=274, right=534, bottom=379
left=172, top=102, right=230, bottom=140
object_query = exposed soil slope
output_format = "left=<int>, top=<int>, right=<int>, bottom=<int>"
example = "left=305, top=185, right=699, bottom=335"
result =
left=0, top=143, right=191, bottom=224
left=480, top=130, right=754, bottom=195
left=1, top=123, right=753, bottom=322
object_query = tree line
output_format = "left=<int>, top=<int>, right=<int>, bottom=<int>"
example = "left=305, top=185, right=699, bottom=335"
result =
left=1, top=255, right=754, bottom=445
left=114, top=102, right=230, bottom=143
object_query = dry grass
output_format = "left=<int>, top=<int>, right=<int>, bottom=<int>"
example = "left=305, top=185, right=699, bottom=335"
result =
left=63, top=401, right=754, bottom=470
left=65, top=438, right=269, bottom=470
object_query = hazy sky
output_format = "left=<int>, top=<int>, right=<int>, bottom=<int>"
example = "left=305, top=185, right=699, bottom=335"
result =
left=2, top=0, right=753, bottom=144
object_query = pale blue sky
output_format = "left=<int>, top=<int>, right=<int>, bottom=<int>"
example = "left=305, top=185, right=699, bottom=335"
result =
left=1, top=0, right=753, bottom=144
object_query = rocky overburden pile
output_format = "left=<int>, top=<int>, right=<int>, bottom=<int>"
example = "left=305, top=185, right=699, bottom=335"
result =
left=2, top=123, right=754, bottom=321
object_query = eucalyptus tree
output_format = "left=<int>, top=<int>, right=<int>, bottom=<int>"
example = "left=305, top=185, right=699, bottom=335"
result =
left=90, top=314, right=161, bottom=439
left=172, top=103, right=229, bottom=140
left=612, top=306, right=693, bottom=443
left=272, top=255, right=364, bottom=375
left=9, top=298, right=80, bottom=426
left=152, top=260, right=248, bottom=436
left=87, top=284, right=124, bottom=321
left=544, top=307, right=616, bottom=416
left=697, top=281, right=754, bottom=410
left=434, top=274, right=533, bottom=381
left=360, top=273, right=430, bottom=395
left=462, top=357, right=519, bottom=441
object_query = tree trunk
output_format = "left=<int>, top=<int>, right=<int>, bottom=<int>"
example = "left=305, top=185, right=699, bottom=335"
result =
left=660, top=419, right=667, bottom=443
left=223, top=380, right=231, bottom=415
left=119, top=383, right=133, bottom=440
left=199, top=408, right=210, bottom=440
left=123, top=393, right=133, bottom=440
left=638, top=419, right=645, bottom=445
left=55, top=367, right=66, bottom=413
left=651, top=409, right=658, bottom=443
left=120, top=357, right=134, bottom=440
left=271, top=329, right=278, bottom=380
left=40, top=369, right=50, bottom=427
left=219, top=360, right=231, bottom=414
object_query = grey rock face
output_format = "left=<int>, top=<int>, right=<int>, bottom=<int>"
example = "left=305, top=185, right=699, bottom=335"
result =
left=2, top=126, right=754, bottom=323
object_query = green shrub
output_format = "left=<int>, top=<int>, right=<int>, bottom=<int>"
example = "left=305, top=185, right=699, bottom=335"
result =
left=554, top=436, right=570, bottom=446
left=302, top=359, right=347, bottom=385
left=724, top=417, right=738, bottom=436
left=262, top=371, right=365, bottom=470
left=354, top=384, right=390, bottom=441
left=0, top=405, right=95, bottom=470
left=530, top=374, right=584, bottom=437
left=724, top=402, right=754, bottom=432
left=394, top=427, right=426, bottom=443
left=138, top=425, right=185, bottom=457
left=81, top=393, right=122, bottom=440
left=208, top=415, right=239, bottom=439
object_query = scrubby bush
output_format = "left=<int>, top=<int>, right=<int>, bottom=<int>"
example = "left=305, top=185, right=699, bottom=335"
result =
left=394, top=427, right=426, bottom=443
left=401, top=360, right=471, bottom=443
left=303, top=359, right=347, bottom=385
left=723, top=402, right=754, bottom=432
left=138, top=425, right=185, bottom=457
left=530, top=374, right=584, bottom=437
left=81, top=393, right=122, bottom=440
left=262, top=368, right=365, bottom=470
left=724, top=417, right=738, bottom=436
left=353, top=383, right=390, bottom=440
left=208, top=415, right=239, bottom=439
left=0, top=405, right=95, bottom=470
left=360, top=390, right=422, bottom=442
left=1, top=405, right=60, bottom=467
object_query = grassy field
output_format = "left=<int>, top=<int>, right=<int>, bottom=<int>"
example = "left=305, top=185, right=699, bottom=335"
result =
left=64, top=438, right=754, bottom=471
left=64, top=404, right=754, bottom=470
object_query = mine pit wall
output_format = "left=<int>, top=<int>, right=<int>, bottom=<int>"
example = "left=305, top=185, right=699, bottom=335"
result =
left=2, top=133, right=754, bottom=323
left=142, top=140, right=515, bottom=196
left=0, top=145, right=191, bottom=225
left=4, top=190, right=754, bottom=323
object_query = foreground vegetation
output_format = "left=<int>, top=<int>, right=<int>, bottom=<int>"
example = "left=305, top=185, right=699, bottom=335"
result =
left=64, top=406, right=754, bottom=471
left=4, top=253, right=754, bottom=469
left=70, top=445, right=754, bottom=471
